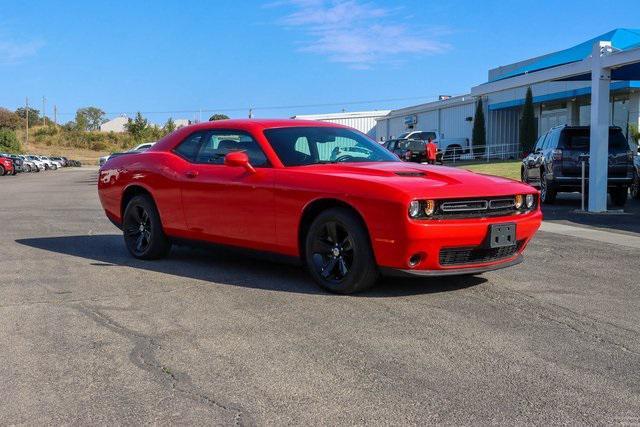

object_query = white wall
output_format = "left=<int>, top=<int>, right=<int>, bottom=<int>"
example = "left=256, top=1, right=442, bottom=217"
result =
left=376, top=101, right=474, bottom=142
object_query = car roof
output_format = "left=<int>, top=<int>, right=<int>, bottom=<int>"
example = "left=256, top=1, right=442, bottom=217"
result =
left=177, top=118, right=349, bottom=132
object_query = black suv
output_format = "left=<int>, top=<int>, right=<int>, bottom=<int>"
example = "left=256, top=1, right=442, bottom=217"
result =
left=384, top=139, right=428, bottom=163
left=521, top=125, right=634, bottom=206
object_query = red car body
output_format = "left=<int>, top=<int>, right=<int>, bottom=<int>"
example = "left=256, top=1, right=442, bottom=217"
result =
left=0, top=156, right=14, bottom=176
left=98, top=119, right=541, bottom=289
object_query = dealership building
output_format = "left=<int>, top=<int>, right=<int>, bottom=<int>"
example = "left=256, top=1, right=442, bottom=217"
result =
left=374, top=28, right=640, bottom=158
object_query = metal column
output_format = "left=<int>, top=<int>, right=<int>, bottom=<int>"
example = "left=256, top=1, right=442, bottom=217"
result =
left=588, top=41, right=612, bottom=212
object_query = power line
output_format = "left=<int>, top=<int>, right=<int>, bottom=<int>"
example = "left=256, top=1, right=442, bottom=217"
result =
left=51, top=94, right=456, bottom=118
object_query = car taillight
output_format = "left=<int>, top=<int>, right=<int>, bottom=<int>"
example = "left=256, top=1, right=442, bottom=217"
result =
left=405, top=150, right=412, bottom=160
left=552, top=149, right=563, bottom=161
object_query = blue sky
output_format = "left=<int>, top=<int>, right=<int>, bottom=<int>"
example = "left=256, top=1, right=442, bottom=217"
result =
left=1, top=0, right=638, bottom=124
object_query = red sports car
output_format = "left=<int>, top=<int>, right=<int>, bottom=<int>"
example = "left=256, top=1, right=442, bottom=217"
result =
left=98, top=119, right=541, bottom=294
left=0, top=155, right=15, bottom=176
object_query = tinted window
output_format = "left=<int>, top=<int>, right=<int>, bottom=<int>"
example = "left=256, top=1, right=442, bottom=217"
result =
left=418, top=132, right=437, bottom=141
left=197, top=131, right=268, bottom=166
left=264, top=127, right=399, bottom=166
left=407, top=140, right=427, bottom=151
left=558, top=128, right=629, bottom=151
left=175, top=132, right=207, bottom=161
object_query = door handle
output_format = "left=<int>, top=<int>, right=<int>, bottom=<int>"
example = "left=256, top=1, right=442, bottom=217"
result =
left=185, top=171, right=199, bottom=179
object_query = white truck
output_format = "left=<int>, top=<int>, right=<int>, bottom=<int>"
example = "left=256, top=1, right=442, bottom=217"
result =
left=397, top=130, right=470, bottom=161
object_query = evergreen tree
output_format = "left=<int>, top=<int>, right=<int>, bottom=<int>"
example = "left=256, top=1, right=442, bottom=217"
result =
left=519, top=87, right=537, bottom=155
left=472, top=98, right=486, bottom=156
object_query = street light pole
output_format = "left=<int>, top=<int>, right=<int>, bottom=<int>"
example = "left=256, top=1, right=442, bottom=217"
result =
left=25, top=97, right=29, bottom=146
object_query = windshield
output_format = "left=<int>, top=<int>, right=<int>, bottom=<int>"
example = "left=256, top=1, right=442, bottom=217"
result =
left=264, top=127, right=399, bottom=166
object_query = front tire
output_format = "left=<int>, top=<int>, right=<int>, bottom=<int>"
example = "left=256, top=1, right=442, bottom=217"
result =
left=122, top=194, right=171, bottom=260
left=0, top=165, right=5, bottom=176
left=610, top=186, right=628, bottom=207
left=304, top=208, right=378, bottom=294
left=631, top=174, right=640, bottom=200
left=540, top=169, right=556, bottom=204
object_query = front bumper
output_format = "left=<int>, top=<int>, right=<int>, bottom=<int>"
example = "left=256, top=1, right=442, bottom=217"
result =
left=381, top=254, right=523, bottom=277
left=552, top=176, right=633, bottom=186
left=373, top=210, right=542, bottom=274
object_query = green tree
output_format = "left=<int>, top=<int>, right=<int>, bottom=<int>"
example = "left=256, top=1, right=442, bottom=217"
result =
left=163, top=117, right=176, bottom=134
left=124, top=112, right=150, bottom=141
left=0, top=129, right=21, bottom=153
left=15, top=107, right=40, bottom=126
left=0, top=108, right=22, bottom=130
left=519, top=87, right=537, bottom=155
left=209, top=113, right=229, bottom=121
left=75, top=107, right=106, bottom=131
left=472, top=98, right=486, bottom=156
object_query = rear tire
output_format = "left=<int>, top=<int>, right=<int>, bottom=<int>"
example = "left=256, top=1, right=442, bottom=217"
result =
left=540, top=169, right=556, bottom=204
left=610, top=186, right=628, bottom=207
left=304, top=208, right=379, bottom=294
left=631, top=175, right=640, bottom=200
left=122, top=194, right=171, bottom=260
left=0, top=165, right=4, bottom=176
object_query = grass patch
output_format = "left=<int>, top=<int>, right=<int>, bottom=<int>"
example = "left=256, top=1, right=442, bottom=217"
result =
left=457, top=160, right=521, bottom=181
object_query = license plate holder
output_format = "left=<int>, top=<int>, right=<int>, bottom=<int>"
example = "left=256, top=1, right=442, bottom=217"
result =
left=488, top=223, right=516, bottom=248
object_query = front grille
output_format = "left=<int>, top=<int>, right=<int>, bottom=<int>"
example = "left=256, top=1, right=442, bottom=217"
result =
left=439, top=241, right=522, bottom=266
left=433, top=196, right=523, bottom=219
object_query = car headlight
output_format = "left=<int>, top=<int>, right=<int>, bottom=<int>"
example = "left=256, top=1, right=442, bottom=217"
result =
left=525, top=194, right=535, bottom=209
left=409, top=200, right=421, bottom=218
left=514, top=194, right=524, bottom=209
left=408, top=200, right=436, bottom=219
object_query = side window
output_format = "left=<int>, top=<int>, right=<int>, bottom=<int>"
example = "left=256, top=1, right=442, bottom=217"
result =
left=174, top=131, right=207, bottom=162
left=196, top=131, right=268, bottom=167
left=546, top=130, right=560, bottom=149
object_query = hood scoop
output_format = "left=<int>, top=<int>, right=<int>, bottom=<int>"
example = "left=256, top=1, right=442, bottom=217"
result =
left=394, top=171, right=426, bottom=177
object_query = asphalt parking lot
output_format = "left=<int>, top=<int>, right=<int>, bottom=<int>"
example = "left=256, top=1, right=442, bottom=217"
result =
left=1, top=168, right=639, bottom=425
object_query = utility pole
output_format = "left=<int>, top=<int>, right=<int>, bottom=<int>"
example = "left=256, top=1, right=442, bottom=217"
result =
left=25, top=97, right=29, bottom=145
left=42, top=96, right=47, bottom=126
left=54, top=105, right=58, bottom=126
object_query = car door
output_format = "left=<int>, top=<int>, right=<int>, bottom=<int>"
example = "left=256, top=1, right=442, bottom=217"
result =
left=175, top=129, right=277, bottom=250
left=526, top=135, right=546, bottom=181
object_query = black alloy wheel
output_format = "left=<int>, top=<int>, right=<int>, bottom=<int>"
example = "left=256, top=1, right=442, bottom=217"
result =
left=122, top=194, right=171, bottom=259
left=310, top=221, right=355, bottom=284
left=0, top=165, right=4, bottom=176
left=305, top=208, right=378, bottom=294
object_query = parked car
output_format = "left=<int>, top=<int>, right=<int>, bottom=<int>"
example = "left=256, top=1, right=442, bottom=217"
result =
left=0, top=155, right=15, bottom=176
left=521, top=125, right=634, bottom=206
left=0, top=153, right=22, bottom=174
left=384, top=138, right=432, bottom=163
left=98, top=119, right=541, bottom=294
left=17, top=155, right=39, bottom=172
left=25, top=155, right=47, bottom=171
left=631, top=154, right=640, bottom=200
left=8, top=154, right=25, bottom=173
left=398, top=130, right=469, bottom=161
left=50, top=156, right=67, bottom=167
left=99, top=142, right=156, bottom=166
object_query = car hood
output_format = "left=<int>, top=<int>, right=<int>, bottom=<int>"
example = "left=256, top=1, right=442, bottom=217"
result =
left=292, top=162, right=534, bottom=199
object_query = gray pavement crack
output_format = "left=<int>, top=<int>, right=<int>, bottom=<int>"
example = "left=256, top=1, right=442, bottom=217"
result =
left=74, top=303, right=252, bottom=426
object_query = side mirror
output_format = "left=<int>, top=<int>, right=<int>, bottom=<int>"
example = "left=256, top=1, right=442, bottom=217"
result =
left=224, top=151, right=256, bottom=174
